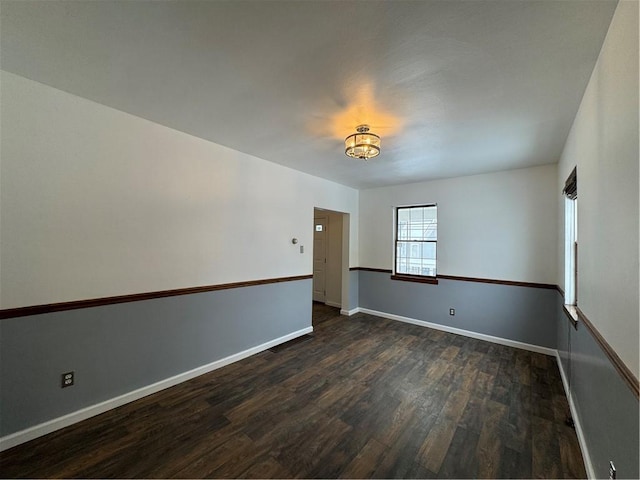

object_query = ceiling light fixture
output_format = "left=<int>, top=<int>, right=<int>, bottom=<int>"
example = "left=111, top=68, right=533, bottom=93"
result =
left=345, top=124, right=381, bottom=160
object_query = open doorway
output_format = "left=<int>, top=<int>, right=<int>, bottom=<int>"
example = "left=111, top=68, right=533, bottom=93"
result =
left=313, top=212, right=328, bottom=303
left=313, top=208, right=348, bottom=326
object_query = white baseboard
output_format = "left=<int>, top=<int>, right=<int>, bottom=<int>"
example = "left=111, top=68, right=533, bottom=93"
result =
left=555, top=351, right=595, bottom=479
left=340, top=307, right=361, bottom=316
left=0, top=326, right=313, bottom=452
left=358, top=308, right=556, bottom=356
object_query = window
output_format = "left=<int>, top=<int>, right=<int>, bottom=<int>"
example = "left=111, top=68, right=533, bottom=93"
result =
left=395, top=204, right=437, bottom=278
left=563, top=168, right=577, bottom=305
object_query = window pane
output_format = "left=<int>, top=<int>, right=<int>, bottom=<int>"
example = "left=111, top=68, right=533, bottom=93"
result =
left=396, top=241, right=410, bottom=274
left=421, top=242, right=437, bottom=276
left=398, top=206, right=437, bottom=241
left=396, top=241, right=436, bottom=276
left=397, top=208, right=410, bottom=240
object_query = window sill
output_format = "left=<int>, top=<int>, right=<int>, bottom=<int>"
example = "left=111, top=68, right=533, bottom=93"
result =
left=563, top=304, right=579, bottom=330
left=390, top=274, right=439, bottom=285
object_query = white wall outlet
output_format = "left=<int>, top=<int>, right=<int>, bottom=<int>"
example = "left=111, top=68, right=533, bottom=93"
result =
left=449, top=308, right=455, bottom=316
left=61, top=371, right=74, bottom=388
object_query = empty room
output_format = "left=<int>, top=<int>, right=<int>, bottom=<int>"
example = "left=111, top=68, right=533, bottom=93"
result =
left=0, top=1, right=638, bottom=478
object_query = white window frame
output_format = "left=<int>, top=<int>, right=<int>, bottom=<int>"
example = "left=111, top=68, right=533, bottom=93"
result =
left=394, top=204, right=438, bottom=279
left=564, top=196, right=577, bottom=305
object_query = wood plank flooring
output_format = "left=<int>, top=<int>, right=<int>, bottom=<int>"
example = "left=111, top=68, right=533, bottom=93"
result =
left=0, top=305, right=586, bottom=478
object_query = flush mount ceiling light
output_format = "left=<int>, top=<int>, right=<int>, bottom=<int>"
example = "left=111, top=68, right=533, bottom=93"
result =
left=345, top=124, right=381, bottom=160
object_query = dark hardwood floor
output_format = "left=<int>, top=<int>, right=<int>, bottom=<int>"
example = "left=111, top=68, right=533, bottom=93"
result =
left=1, top=304, right=586, bottom=479
left=312, top=301, right=341, bottom=326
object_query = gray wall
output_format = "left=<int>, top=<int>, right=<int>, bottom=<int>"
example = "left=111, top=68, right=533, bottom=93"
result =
left=358, top=270, right=557, bottom=348
left=0, top=279, right=312, bottom=436
left=348, top=270, right=359, bottom=312
left=555, top=293, right=639, bottom=480
left=556, top=294, right=571, bottom=382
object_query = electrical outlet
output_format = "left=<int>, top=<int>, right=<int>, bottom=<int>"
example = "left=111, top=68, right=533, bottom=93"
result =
left=449, top=308, right=455, bottom=316
left=609, top=461, right=616, bottom=479
left=61, top=371, right=74, bottom=388
left=300, top=245, right=304, bottom=254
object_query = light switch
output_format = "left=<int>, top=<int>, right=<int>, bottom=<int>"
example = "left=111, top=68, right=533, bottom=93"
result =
left=300, top=245, right=304, bottom=254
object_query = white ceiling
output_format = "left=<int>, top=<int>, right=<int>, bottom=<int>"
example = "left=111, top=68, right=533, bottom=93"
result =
left=1, top=0, right=617, bottom=189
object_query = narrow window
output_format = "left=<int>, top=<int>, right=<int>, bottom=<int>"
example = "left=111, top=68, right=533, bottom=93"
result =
left=563, top=168, right=577, bottom=305
left=395, top=204, right=437, bottom=278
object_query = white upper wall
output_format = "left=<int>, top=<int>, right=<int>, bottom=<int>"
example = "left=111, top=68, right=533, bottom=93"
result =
left=0, top=71, right=359, bottom=309
left=359, top=164, right=558, bottom=284
left=557, top=0, right=639, bottom=377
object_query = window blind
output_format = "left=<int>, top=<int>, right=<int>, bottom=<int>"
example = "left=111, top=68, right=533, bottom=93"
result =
left=563, top=167, right=577, bottom=199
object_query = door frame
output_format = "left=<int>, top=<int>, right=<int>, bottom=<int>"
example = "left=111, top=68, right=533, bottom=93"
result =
left=312, top=207, right=350, bottom=311
left=312, top=213, right=328, bottom=302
